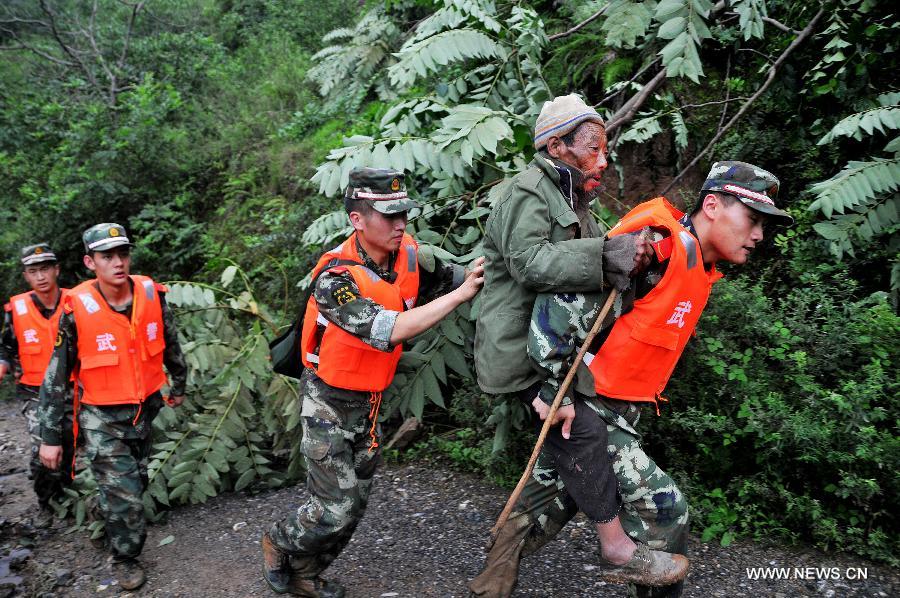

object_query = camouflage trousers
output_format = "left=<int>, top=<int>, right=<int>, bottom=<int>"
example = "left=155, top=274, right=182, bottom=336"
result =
left=470, top=397, right=688, bottom=598
left=79, top=393, right=162, bottom=560
left=268, top=397, right=379, bottom=578
left=18, top=384, right=74, bottom=507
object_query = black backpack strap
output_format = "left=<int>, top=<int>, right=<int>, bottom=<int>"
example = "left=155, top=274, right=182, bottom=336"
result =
left=293, top=258, right=363, bottom=331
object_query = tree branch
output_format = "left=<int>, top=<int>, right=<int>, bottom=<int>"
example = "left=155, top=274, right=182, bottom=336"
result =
left=763, top=15, right=801, bottom=35
left=606, top=67, right=668, bottom=136
left=660, top=9, right=825, bottom=198
left=594, top=57, right=661, bottom=108
left=548, top=3, right=610, bottom=42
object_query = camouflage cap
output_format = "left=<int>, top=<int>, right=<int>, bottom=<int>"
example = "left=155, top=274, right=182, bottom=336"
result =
left=344, top=167, right=420, bottom=215
left=702, top=161, right=793, bottom=225
left=82, top=223, right=134, bottom=253
left=20, top=243, right=58, bottom=266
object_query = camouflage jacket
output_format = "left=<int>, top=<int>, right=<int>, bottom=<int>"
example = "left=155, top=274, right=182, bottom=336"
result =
left=529, top=216, right=705, bottom=406
left=0, top=291, right=61, bottom=380
left=302, top=238, right=465, bottom=419
left=474, top=152, right=638, bottom=396
left=38, top=280, right=187, bottom=445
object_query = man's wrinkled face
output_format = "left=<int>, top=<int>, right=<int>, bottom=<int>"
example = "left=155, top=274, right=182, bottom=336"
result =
left=705, top=197, right=767, bottom=265
left=547, top=121, right=609, bottom=193
left=23, top=263, right=60, bottom=294
left=84, top=246, right=131, bottom=287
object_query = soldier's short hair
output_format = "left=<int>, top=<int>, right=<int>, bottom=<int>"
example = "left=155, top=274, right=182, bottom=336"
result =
left=344, top=196, right=376, bottom=217
left=691, top=191, right=737, bottom=216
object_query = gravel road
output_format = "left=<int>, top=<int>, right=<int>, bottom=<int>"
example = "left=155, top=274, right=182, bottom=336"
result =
left=1, top=398, right=896, bottom=597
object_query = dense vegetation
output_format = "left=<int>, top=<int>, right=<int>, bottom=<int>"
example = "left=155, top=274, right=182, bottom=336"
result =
left=0, top=0, right=896, bottom=565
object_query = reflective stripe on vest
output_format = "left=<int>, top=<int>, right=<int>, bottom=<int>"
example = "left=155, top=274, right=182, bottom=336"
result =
left=6, top=289, right=69, bottom=386
left=66, top=275, right=168, bottom=405
left=300, top=232, right=420, bottom=392
left=588, top=197, right=723, bottom=405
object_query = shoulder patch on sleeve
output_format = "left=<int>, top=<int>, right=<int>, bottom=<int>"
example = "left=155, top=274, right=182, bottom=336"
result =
left=155, top=282, right=169, bottom=293
left=63, top=295, right=74, bottom=314
left=331, top=284, right=357, bottom=306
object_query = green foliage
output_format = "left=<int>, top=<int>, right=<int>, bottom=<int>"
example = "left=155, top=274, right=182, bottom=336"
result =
left=602, top=0, right=654, bottom=49
left=655, top=275, right=899, bottom=564
left=654, top=0, right=712, bottom=83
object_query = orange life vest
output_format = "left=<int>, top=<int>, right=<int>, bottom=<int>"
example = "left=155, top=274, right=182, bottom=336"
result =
left=586, top=197, right=723, bottom=407
left=65, top=275, right=168, bottom=405
left=300, top=232, right=420, bottom=392
left=4, top=289, right=70, bottom=386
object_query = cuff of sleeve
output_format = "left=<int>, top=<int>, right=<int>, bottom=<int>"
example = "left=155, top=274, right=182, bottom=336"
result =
left=602, top=233, right=639, bottom=291
left=170, top=381, right=186, bottom=397
left=451, top=264, right=466, bottom=291
left=370, top=309, right=400, bottom=352
left=537, top=380, right=574, bottom=407
left=41, top=429, right=62, bottom=445
left=0, top=359, right=10, bottom=368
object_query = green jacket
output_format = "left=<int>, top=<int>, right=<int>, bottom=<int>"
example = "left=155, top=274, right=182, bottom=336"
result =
left=475, top=153, right=630, bottom=395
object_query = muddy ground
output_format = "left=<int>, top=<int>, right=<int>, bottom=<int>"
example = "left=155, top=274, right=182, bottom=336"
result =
left=1, top=397, right=896, bottom=597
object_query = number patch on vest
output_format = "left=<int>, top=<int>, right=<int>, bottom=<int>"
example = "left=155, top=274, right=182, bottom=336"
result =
left=332, top=285, right=357, bottom=306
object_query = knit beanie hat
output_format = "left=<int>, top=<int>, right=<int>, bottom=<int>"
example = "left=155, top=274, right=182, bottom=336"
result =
left=533, top=94, right=604, bottom=150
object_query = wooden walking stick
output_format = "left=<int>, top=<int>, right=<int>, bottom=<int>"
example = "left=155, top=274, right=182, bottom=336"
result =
left=490, top=287, right=620, bottom=539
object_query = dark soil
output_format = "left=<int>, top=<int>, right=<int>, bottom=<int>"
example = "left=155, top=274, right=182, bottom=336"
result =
left=1, top=397, right=897, bottom=597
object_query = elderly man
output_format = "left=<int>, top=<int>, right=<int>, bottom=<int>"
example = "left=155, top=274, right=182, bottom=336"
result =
left=476, top=161, right=792, bottom=597
left=471, top=94, right=679, bottom=597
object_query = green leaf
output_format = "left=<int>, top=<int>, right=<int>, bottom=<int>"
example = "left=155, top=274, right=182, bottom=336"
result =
left=158, top=535, right=175, bottom=547
left=421, top=366, right=445, bottom=408
left=409, top=377, right=426, bottom=419
left=220, top=265, right=238, bottom=288
left=234, top=469, right=256, bottom=492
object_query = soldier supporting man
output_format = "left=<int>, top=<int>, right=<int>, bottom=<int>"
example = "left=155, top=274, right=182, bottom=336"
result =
left=481, top=162, right=793, bottom=597
left=262, top=167, right=485, bottom=597
left=470, top=94, right=681, bottom=597
left=38, top=223, right=188, bottom=590
left=0, top=243, right=74, bottom=526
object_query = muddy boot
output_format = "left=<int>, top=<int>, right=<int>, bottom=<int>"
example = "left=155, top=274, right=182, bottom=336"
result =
left=33, top=508, right=54, bottom=529
left=468, top=517, right=533, bottom=597
left=112, top=558, right=146, bottom=590
left=262, top=532, right=291, bottom=594
left=286, top=576, right=345, bottom=598
left=596, top=544, right=689, bottom=587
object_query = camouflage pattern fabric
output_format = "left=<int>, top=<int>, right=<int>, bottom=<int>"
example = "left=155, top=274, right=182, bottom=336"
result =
left=18, top=384, right=75, bottom=507
left=344, top=166, right=420, bottom=215
left=267, top=369, right=380, bottom=578
left=79, top=394, right=163, bottom=560
left=267, top=239, right=463, bottom=578
left=313, top=239, right=465, bottom=353
left=469, top=397, right=688, bottom=598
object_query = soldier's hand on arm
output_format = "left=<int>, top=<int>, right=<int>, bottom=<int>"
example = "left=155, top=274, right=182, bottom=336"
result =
left=631, top=233, right=654, bottom=276
left=389, top=259, right=484, bottom=345
left=39, top=444, right=63, bottom=470
left=531, top=397, right=576, bottom=440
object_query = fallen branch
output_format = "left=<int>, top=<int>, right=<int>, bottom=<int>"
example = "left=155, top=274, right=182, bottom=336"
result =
left=660, top=9, right=825, bottom=197
left=549, top=3, right=609, bottom=41
left=606, top=67, right=668, bottom=135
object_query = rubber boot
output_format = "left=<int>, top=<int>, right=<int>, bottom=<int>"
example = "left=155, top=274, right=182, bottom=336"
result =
left=262, top=532, right=291, bottom=594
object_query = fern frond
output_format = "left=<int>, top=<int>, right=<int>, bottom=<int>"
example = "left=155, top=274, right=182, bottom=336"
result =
left=388, top=29, right=506, bottom=88
left=618, top=113, right=664, bottom=144
left=808, top=157, right=900, bottom=218
left=819, top=105, right=900, bottom=144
